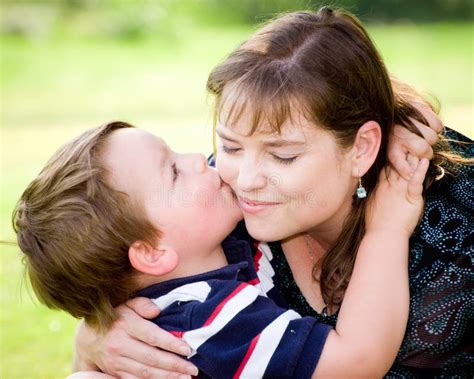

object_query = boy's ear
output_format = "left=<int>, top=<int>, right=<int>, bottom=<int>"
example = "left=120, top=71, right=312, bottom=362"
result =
left=350, top=121, right=382, bottom=177
left=128, top=241, right=178, bottom=276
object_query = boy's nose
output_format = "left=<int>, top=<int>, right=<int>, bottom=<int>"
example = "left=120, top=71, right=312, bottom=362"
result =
left=191, top=153, right=207, bottom=173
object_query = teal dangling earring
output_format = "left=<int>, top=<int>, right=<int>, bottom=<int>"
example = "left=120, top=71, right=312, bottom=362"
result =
left=356, top=176, right=367, bottom=199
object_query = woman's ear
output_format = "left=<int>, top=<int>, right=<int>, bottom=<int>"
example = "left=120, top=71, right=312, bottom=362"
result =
left=350, top=121, right=382, bottom=177
left=128, top=241, right=179, bottom=276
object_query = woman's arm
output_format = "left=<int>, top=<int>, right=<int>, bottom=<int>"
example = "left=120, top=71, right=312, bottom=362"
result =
left=314, top=158, right=429, bottom=378
left=73, top=299, right=198, bottom=378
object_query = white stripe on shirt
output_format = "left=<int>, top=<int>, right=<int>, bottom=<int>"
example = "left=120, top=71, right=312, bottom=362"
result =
left=183, top=284, right=260, bottom=355
left=239, top=310, right=301, bottom=378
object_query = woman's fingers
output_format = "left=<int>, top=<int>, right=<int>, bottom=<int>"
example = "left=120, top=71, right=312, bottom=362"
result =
left=408, top=158, right=429, bottom=201
left=67, top=372, right=116, bottom=379
left=111, top=337, right=197, bottom=376
left=126, top=297, right=161, bottom=319
left=114, top=305, right=191, bottom=357
left=96, top=305, right=195, bottom=376
left=115, top=355, right=194, bottom=379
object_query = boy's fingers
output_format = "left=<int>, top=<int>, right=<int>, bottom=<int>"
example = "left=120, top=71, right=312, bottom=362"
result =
left=411, top=101, right=444, bottom=134
left=384, top=165, right=399, bottom=185
left=408, top=158, right=429, bottom=200
left=386, top=150, right=412, bottom=181
left=406, top=154, right=420, bottom=173
left=394, top=125, right=434, bottom=159
left=411, top=118, right=439, bottom=146
left=126, top=297, right=161, bottom=319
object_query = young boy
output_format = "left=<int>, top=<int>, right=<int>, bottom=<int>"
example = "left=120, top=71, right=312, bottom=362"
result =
left=14, top=121, right=428, bottom=378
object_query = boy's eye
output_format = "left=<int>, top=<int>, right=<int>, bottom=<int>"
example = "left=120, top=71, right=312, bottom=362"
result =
left=221, top=145, right=241, bottom=154
left=172, top=163, right=179, bottom=182
left=272, top=154, right=298, bottom=165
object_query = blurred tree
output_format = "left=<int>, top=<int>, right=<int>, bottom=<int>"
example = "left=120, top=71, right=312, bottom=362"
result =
left=1, top=0, right=472, bottom=39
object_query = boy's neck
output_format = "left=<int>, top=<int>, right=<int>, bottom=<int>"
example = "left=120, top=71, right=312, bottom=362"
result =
left=135, top=245, right=228, bottom=290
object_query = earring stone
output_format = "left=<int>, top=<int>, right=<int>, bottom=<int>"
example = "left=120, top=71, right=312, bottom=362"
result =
left=356, top=177, right=367, bottom=199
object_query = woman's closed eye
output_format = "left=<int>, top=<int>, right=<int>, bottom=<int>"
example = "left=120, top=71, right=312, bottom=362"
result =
left=221, top=145, right=241, bottom=154
left=271, top=154, right=299, bottom=165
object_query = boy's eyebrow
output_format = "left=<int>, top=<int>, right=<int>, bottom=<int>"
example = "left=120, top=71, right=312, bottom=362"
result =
left=216, top=127, right=305, bottom=147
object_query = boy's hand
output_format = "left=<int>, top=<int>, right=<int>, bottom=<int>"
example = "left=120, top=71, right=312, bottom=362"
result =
left=366, top=158, right=429, bottom=237
left=388, top=102, right=442, bottom=181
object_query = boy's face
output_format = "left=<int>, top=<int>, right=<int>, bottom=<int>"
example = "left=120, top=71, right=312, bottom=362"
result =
left=103, top=128, right=242, bottom=253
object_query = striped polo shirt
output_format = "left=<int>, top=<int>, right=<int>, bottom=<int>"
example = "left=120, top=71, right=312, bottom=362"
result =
left=136, top=231, right=331, bottom=378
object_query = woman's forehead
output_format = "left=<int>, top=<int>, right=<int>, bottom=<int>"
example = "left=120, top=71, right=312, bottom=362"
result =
left=217, top=118, right=317, bottom=143
left=218, top=80, right=313, bottom=134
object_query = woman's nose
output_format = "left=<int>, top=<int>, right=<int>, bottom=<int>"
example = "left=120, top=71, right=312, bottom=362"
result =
left=236, top=159, right=267, bottom=192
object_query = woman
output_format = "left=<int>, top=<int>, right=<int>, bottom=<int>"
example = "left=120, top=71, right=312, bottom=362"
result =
left=74, top=7, right=472, bottom=378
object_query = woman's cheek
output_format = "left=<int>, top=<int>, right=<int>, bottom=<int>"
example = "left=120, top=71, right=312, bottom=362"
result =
left=216, top=155, right=237, bottom=186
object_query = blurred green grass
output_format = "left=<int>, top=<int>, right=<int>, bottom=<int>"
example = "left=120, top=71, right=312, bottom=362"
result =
left=1, top=22, right=473, bottom=378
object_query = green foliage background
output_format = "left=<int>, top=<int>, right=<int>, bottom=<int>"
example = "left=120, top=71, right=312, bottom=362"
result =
left=1, top=1, right=472, bottom=377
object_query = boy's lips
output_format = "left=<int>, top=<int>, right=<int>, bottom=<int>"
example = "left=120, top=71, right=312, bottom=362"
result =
left=237, top=196, right=281, bottom=214
left=219, top=177, right=228, bottom=188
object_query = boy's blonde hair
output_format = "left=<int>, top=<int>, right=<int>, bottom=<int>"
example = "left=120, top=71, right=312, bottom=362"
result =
left=12, top=121, right=159, bottom=331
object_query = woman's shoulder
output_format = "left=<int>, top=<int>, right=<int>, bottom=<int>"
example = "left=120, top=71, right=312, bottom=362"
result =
left=398, top=129, right=473, bottom=371
left=407, top=127, right=473, bottom=269
left=417, top=128, right=473, bottom=254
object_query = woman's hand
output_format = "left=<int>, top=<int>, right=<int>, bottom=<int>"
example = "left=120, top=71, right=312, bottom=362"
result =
left=366, top=158, right=429, bottom=237
left=73, top=297, right=198, bottom=379
left=388, top=103, right=443, bottom=180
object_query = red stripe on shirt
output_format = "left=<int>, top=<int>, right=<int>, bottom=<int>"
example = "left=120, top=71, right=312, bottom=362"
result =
left=247, top=277, right=260, bottom=285
left=169, top=330, right=184, bottom=338
left=233, top=333, right=261, bottom=379
left=202, top=282, right=248, bottom=327
left=253, top=247, right=263, bottom=272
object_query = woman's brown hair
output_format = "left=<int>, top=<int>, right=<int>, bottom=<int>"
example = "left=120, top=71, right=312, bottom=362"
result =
left=12, top=121, right=158, bottom=331
left=207, top=7, right=467, bottom=309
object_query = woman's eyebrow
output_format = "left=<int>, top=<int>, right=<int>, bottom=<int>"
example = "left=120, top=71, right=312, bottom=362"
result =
left=262, top=139, right=306, bottom=147
left=216, top=128, right=239, bottom=142
left=216, top=127, right=305, bottom=146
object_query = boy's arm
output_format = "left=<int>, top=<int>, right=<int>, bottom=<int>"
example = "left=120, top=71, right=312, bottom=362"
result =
left=314, top=159, right=429, bottom=378
left=314, top=230, right=410, bottom=378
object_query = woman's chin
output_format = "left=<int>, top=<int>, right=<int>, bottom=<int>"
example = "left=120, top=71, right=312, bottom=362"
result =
left=243, top=219, right=286, bottom=242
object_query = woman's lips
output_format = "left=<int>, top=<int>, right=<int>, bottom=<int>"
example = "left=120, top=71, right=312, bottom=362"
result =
left=238, top=196, right=280, bottom=214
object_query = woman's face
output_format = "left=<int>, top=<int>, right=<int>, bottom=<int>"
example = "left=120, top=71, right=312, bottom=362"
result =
left=215, top=113, right=358, bottom=243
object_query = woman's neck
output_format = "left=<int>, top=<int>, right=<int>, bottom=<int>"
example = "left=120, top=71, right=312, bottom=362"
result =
left=305, top=194, right=354, bottom=251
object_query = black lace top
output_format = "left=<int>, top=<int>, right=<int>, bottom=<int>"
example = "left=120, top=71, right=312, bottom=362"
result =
left=268, top=129, right=473, bottom=378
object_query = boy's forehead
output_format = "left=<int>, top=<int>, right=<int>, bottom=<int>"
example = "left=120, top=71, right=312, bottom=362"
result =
left=107, top=128, right=166, bottom=153
left=103, top=129, right=168, bottom=174
left=102, top=128, right=168, bottom=195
